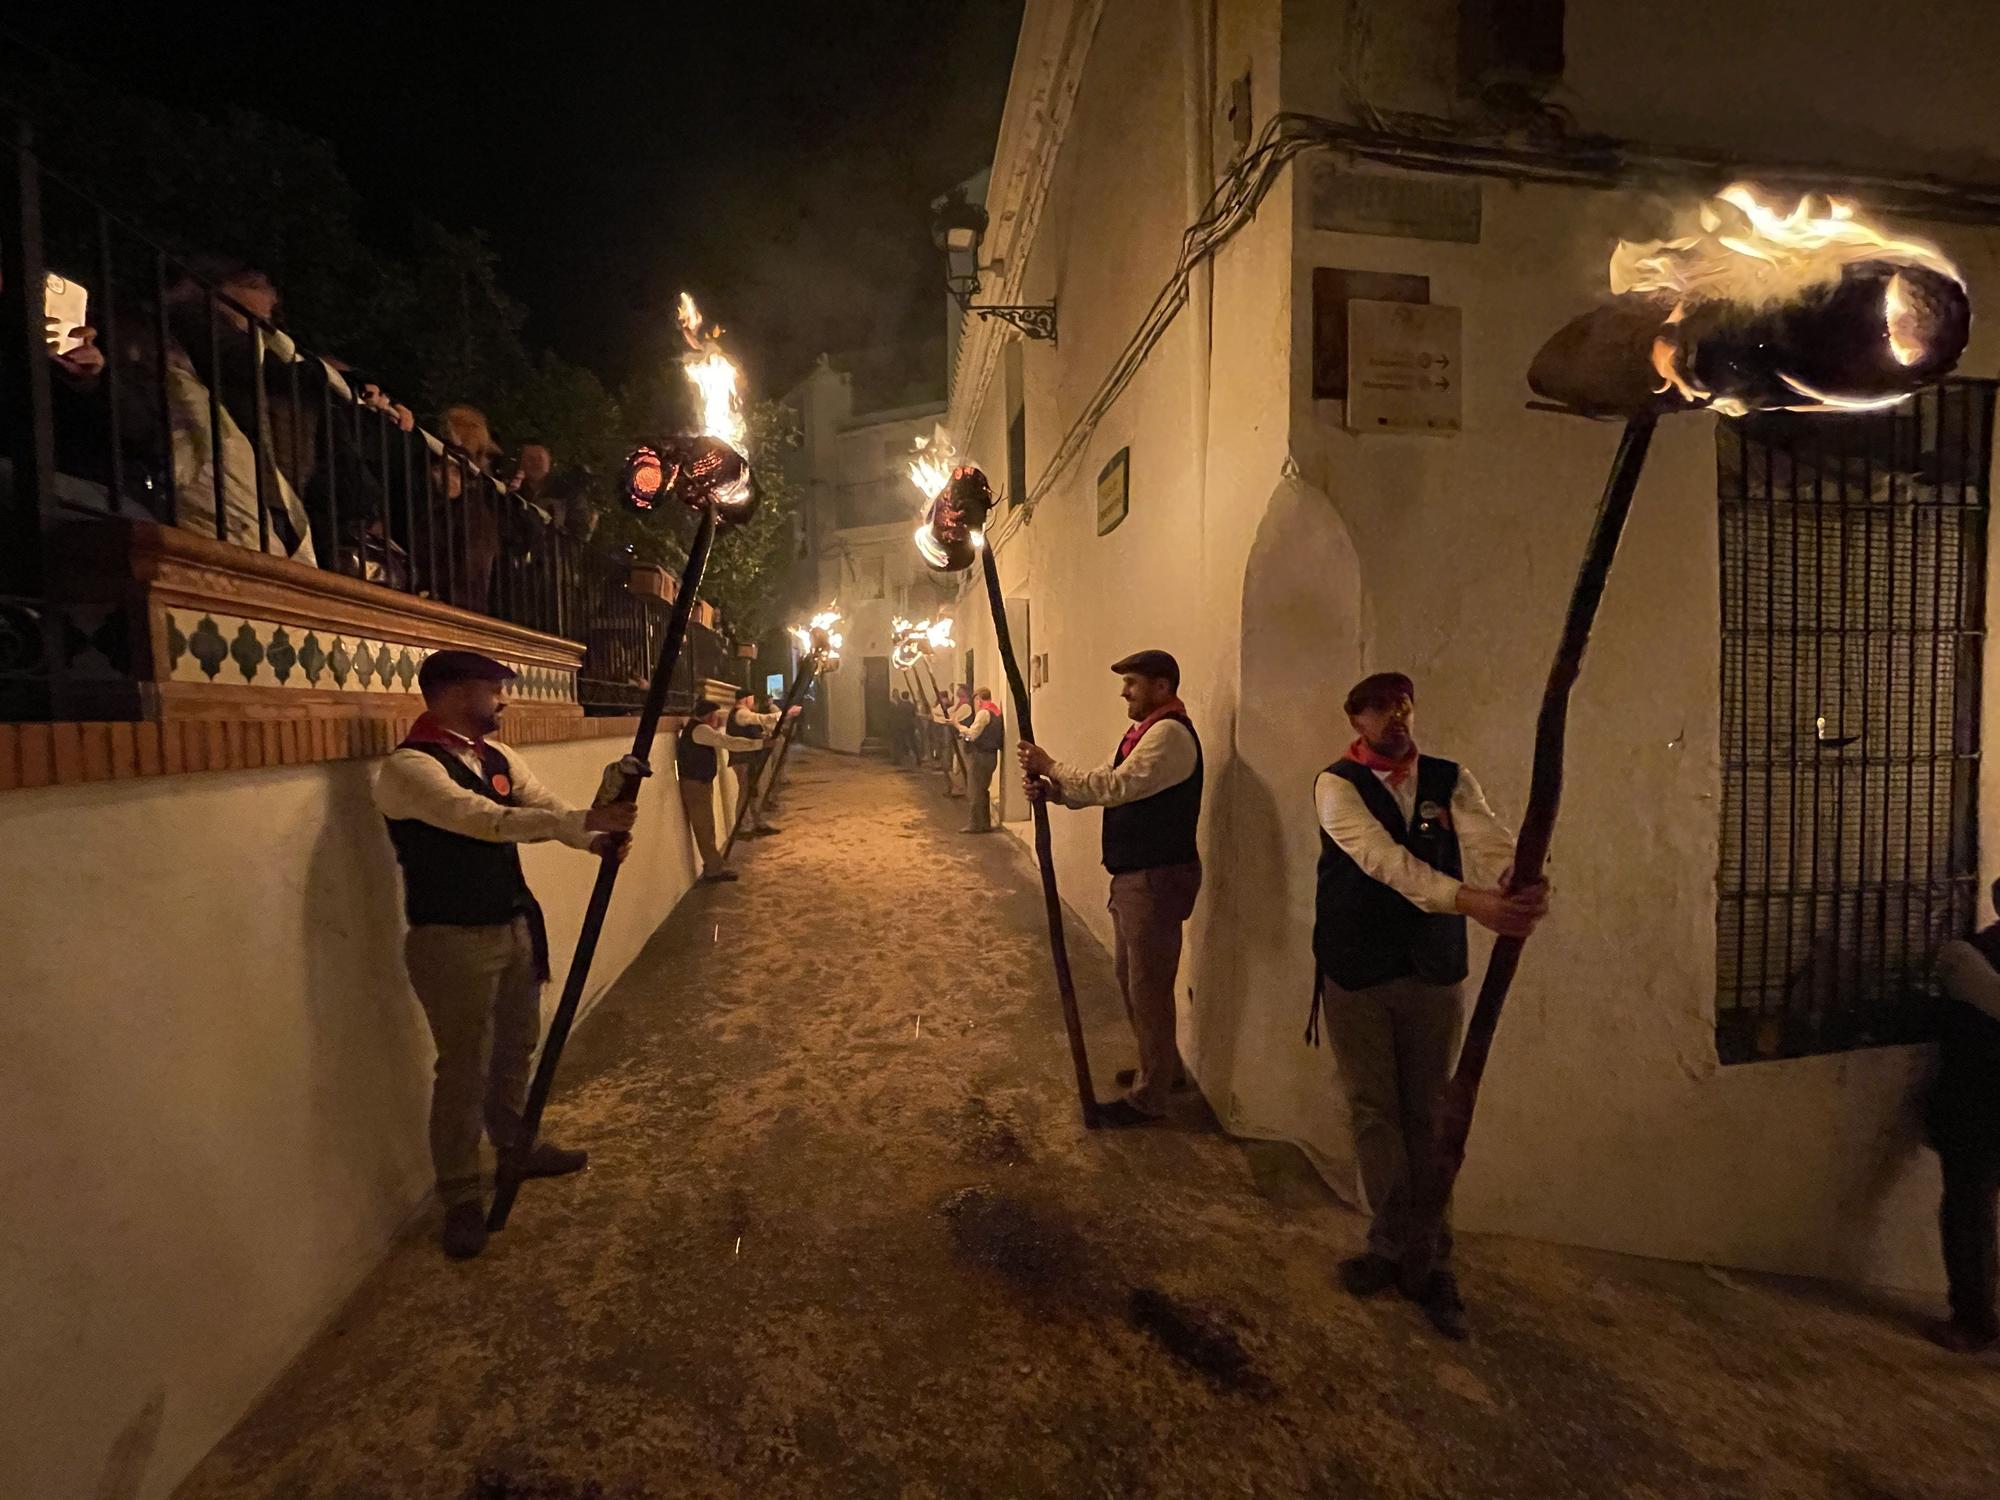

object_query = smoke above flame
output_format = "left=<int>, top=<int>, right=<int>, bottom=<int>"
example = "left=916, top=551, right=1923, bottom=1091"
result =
left=677, top=292, right=747, bottom=452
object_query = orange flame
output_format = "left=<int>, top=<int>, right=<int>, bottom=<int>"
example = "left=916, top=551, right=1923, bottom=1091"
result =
left=1613, top=184, right=1963, bottom=415
left=675, top=291, right=746, bottom=451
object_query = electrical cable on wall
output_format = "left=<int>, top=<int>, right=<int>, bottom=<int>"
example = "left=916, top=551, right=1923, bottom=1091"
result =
left=978, top=108, right=2000, bottom=564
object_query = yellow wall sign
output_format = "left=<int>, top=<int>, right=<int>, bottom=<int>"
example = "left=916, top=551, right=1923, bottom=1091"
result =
left=1096, top=447, right=1130, bottom=536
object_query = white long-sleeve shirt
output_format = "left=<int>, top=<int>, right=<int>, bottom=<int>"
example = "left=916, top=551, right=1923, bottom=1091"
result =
left=690, top=723, right=767, bottom=756
left=1313, top=761, right=1517, bottom=914
left=1936, top=939, right=2000, bottom=1024
left=373, top=733, right=599, bottom=851
left=730, top=706, right=780, bottom=737
left=1050, top=718, right=1199, bottom=809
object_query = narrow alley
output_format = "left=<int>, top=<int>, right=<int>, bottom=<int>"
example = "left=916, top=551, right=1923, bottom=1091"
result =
left=178, top=752, right=2000, bottom=1500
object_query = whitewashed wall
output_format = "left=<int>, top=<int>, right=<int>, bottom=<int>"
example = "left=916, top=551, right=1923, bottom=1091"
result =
left=0, top=734, right=711, bottom=1500
left=961, top=0, right=2000, bottom=1294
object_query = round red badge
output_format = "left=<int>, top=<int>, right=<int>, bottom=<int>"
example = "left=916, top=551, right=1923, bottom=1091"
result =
left=491, top=773, right=512, bottom=797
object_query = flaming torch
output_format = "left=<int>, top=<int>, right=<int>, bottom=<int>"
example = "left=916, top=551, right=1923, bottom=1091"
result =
left=490, top=292, right=760, bottom=1232
left=912, top=440, right=1099, bottom=1128
left=1401, top=184, right=1972, bottom=1281
left=725, top=608, right=843, bottom=857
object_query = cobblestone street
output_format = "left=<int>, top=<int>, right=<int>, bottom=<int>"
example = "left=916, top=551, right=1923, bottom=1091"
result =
left=179, top=751, right=2000, bottom=1500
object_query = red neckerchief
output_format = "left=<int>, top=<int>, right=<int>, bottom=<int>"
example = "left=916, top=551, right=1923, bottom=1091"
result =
left=1119, top=697, right=1187, bottom=760
left=976, top=696, right=1003, bottom=719
left=1345, top=736, right=1417, bottom=788
left=401, top=712, right=511, bottom=796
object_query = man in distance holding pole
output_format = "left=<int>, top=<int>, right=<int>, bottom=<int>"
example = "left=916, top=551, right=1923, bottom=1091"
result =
left=678, top=698, right=773, bottom=882
left=372, top=650, right=640, bottom=1260
left=951, top=685, right=1007, bottom=834
left=1307, top=671, right=1547, bottom=1339
left=728, top=689, right=791, bottom=838
left=1018, top=650, right=1203, bottom=1127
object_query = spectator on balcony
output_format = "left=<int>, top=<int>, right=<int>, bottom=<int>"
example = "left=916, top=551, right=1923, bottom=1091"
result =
left=511, top=440, right=599, bottom=546
left=436, top=403, right=504, bottom=613
left=161, top=259, right=319, bottom=565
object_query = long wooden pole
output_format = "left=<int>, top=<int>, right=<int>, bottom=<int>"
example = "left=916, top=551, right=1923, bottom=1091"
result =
left=981, top=545, right=1098, bottom=1128
left=764, top=656, right=822, bottom=799
left=912, top=655, right=967, bottom=789
left=1400, top=412, right=1657, bottom=1276
left=488, top=504, right=720, bottom=1231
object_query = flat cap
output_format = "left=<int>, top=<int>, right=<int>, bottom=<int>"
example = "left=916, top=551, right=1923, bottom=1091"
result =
left=1110, top=649, right=1180, bottom=688
left=418, top=649, right=516, bottom=694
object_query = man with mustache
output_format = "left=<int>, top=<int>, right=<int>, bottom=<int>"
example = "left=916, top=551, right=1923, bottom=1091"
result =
left=373, top=650, right=640, bottom=1259
left=1311, top=672, right=1546, bottom=1339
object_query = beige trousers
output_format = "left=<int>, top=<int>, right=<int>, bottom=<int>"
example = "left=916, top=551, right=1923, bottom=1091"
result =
left=1107, top=861, right=1202, bottom=1113
left=1319, top=974, right=1466, bottom=1264
left=680, top=778, right=722, bottom=874
left=404, top=918, right=542, bottom=1207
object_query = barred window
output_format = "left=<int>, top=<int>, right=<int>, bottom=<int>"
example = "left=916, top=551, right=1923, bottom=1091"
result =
left=1717, top=382, right=1992, bottom=1064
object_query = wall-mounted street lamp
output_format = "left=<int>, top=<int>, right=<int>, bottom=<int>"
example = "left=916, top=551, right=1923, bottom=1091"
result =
left=930, top=194, right=1057, bottom=344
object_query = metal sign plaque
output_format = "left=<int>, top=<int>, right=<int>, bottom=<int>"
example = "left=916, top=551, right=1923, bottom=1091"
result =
left=1311, top=166, right=1483, bottom=244
left=1346, top=300, right=1462, bottom=435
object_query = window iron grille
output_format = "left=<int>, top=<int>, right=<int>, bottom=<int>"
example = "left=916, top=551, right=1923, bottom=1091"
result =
left=1717, top=381, right=1992, bottom=1063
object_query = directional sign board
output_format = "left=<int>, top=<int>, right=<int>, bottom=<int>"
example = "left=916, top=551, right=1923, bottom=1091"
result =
left=1345, top=299, right=1461, bottom=435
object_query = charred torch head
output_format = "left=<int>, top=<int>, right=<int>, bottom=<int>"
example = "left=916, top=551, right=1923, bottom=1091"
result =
left=914, top=466, right=995, bottom=573
left=620, top=434, right=759, bottom=524
left=1531, top=184, right=1972, bottom=419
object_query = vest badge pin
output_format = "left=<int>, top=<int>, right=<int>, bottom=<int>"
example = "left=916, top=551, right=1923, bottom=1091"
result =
left=1416, top=799, right=1451, bottom=830
left=491, top=772, right=512, bottom=797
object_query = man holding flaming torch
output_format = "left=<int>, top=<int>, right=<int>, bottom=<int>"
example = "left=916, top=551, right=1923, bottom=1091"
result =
left=949, top=686, right=1006, bottom=834
left=1018, top=651, right=1203, bottom=1126
left=729, top=689, right=792, bottom=838
left=1308, top=672, right=1545, bottom=1338
left=677, top=698, right=771, bottom=884
left=373, top=650, right=640, bottom=1259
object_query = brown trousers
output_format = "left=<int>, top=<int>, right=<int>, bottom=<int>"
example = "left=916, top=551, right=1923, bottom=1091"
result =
left=1320, top=974, right=1466, bottom=1264
left=1107, top=860, right=1202, bottom=1113
left=680, top=777, right=722, bottom=874
left=405, top=918, right=542, bottom=1207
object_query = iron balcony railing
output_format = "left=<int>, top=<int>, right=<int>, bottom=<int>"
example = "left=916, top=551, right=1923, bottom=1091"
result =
left=0, top=122, right=726, bottom=720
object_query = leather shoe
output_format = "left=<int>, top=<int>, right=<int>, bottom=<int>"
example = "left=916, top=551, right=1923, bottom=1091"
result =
left=1928, top=1318, right=2000, bottom=1354
left=1406, top=1269, right=1469, bottom=1340
left=1337, top=1253, right=1400, bottom=1298
left=499, top=1141, right=589, bottom=1181
left=441, top=1201, right=487, bottom=1260
left=1114, top=1067, right=1191, bottom=1092
left=1094, top=1098, right=1164, bottom=1128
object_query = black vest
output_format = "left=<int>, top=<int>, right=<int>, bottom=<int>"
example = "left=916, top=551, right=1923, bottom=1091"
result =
left=972, top=704, right=1005, bottom=753
left=729, top=708, right=771, bottom=756
left=1929, top=929, right=2000, bottom=1154
left=384, top=742, right=540, bottom=933
left=1312, top=756, right=1468, bottom=992
left=677, top=721, right=719, bottom=783
left=1101, top=713, right=1203, bottom=874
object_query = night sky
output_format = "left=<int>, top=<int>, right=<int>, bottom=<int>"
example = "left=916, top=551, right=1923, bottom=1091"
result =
left=10, top=2, right=1022, bottom=397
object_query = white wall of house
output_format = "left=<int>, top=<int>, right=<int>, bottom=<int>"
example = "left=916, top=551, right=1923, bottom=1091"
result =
left=952, top=0, right=2000, bottom=1293
left=0, top=734, right=716, bottom=1500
